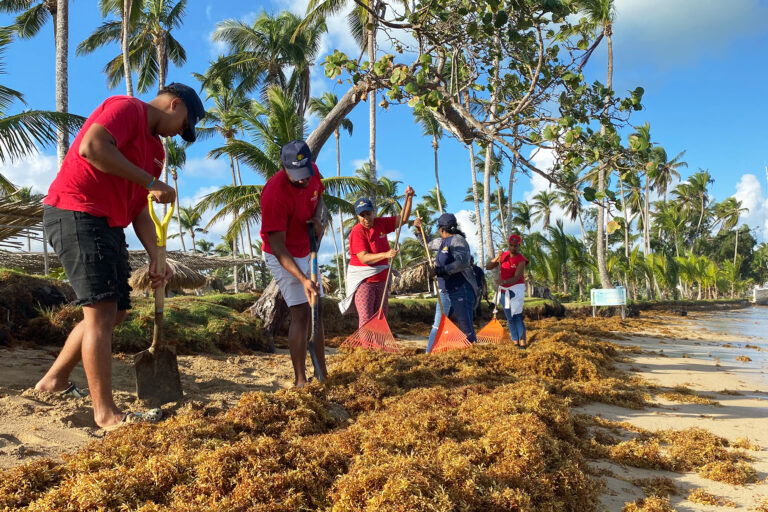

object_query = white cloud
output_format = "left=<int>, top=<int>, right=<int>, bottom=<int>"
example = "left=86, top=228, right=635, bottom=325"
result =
left=0, top=153, right=58, bottom=195
left=732, top=173, right=768, bottom=240
left=455, top=209, right=481, bottom=260
left=183, top=157, right=229, bottom=179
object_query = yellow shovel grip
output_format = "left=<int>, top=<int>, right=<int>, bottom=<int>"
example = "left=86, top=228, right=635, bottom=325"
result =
left=147, top=194, right=175, bottom=247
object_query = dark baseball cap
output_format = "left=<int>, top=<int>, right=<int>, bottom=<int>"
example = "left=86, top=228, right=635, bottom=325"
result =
left=437, top=213, right=457, bottom=228
left=164, top=82, right=205, bottom=143
left=354, top=197, right=374, bottom=215
left=280, top=140, right=314, bottom=180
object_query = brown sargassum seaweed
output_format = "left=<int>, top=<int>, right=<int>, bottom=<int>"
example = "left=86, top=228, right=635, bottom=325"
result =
left=0, top=318, right=759, bottom=511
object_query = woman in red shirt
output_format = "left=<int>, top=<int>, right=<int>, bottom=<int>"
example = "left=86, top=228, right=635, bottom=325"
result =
left=341, top=186, right=415, bottom=327
left=486, top=233, right=529, bottom=347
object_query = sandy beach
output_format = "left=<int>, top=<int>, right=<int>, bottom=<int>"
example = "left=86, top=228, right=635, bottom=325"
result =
left=1, top=310, right=766, bottom=510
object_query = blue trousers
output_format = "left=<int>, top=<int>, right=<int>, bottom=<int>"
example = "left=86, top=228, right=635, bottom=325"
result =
left=502, top=307, right=526, bottom=342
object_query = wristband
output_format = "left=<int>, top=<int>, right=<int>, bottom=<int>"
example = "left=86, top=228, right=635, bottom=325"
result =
left=146, top=176, right=156, bottom=189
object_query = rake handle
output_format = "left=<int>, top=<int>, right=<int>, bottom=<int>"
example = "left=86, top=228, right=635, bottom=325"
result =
left=415, top=215, right=445, bottom=313
left=377, top=194, right=412, bottom=312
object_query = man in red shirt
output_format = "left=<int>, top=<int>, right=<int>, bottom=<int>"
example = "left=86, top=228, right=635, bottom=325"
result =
left=35, top=83, right=205, bottom=429
left=341, top=187, right=415, bottom=327
left=260, top=140, right=328, bottom=387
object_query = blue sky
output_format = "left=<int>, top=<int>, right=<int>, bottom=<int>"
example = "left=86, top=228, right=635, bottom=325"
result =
left=1, top=0, right=768, bottom=263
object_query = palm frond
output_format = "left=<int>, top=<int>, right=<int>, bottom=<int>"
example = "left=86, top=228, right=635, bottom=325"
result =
left=0, top=110, right=84, bottom=164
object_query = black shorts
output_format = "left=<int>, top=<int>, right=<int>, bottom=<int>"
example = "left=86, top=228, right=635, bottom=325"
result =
left=43, top=205, right=132, bottom=310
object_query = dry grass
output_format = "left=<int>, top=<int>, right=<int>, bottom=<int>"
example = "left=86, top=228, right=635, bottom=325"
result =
left=632, top=477, right=679, bottom=497
left=0, top=315, right=759, bottom=511
left=622, top=496, right=676, bottom=512
left=686, top=488, right=737, bottom=507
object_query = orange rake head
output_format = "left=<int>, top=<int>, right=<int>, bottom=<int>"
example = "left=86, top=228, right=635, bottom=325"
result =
left=476, top=317, right=508, bottom=344
left=430, top=315, right=472, bottom=353
left=341, top=310, right=400, bottom=353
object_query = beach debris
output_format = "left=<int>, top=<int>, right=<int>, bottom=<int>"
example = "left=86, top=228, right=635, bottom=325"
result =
left=735, top=355, right=752, bottom=362
left=631, top=476, right=679, bottom=497
left=687, top=488, right=737, bottom=507
left=622, top=496, right=676, bottom=512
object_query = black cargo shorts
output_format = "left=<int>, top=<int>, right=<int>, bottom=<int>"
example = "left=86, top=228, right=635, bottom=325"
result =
left=43, top=205, right=132, bottom=310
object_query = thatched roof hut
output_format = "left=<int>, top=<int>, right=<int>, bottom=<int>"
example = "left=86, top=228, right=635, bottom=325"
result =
left=390, top=260, right=430, bottom=294
left=129, top=258, right=207, bottom=292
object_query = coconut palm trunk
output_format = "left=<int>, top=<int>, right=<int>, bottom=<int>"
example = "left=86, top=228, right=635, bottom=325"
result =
left=334, top=128, right=347, bottom=291
left=596, top=23, right=613, bottom=289
left=55, top=0, right=69, bottom=167
left=468, top=141, right=484, bottom=264
left=228, top=153, right=239, bottom=292
left=234, top=158, right=257, bottom=286
left=432, top=135, right=443, bottom=214
left=367, top=15, right=376, bottom=205
left=122, top=0, right=133, bottom=96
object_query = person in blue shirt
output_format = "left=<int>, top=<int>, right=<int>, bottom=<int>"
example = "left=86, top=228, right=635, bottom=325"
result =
left=416, top=213, right=478, bottom=351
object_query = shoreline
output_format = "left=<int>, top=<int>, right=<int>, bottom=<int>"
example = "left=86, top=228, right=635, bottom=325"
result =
left=0, top=312, right=766, bottom=510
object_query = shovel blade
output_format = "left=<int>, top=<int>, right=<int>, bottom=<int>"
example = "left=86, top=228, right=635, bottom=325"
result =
left=134, top=346, right=183, bottom=405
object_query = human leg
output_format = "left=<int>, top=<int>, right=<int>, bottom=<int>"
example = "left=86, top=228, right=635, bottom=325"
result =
left=449, top=282, right=477, bottom=343
left=512, top=314, right=527, bottom=346
left=288, top=303, right=310, bottom=386
left=426, top=291, right=451, bottom=353
left=354, top=281, right=380, bottom=327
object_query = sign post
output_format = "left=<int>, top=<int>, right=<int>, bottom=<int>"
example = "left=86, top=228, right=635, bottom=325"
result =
left=590, top=287, right=627, bottom=319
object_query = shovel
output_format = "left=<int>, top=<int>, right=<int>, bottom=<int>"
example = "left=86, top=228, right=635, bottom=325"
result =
left=134, top=195, right=183, bottom=404
left=307, top=224, right=325, bottom=382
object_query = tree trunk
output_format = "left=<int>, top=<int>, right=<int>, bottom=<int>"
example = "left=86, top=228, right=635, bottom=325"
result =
left=494, top=175, right=506, bottom=235
left=367, top=18, right=377, bottom=206
left=249, top=280, right=285, bottom=352
left=228, top=154, right=239, bottom=293
left=335, top=129, right=346, bottom=292
left=55, top=0, right=69, bottom=168
left=468, top=141, right=484, bottom=264
left=235, top=158, right=257, bottom=286
left=189, top=230, right=196, bottom=254
left=171, top=170, right=186, bottom=251
left=644, top=177, right=651, bottom=255
left=433, top=136, right=443, bottom=214
left=733, top=228, right=739, bottom=266
left=482, top=145, right=494, bottom=255
left=618, top=174, right=629, bottom=260
left=122, top=0, right=133, bottom=96
left=596, top=27, right=614, bottom=289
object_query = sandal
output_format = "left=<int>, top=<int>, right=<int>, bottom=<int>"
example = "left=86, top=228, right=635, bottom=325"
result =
left=102, top=409, right=163, bottom=432
left=60, top=382, right=88, bottom=398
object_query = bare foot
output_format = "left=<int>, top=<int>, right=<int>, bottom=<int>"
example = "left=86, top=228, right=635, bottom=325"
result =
left=95, top=409, right=126, bottom=429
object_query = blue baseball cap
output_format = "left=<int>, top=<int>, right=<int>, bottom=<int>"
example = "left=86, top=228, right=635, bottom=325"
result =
left=354, top=197, right=374, bottom=215
left=280, top=140, right=314, bottom=180
left=164, top=82, right=205, bottom=143
left=437, top=213, right=457, bottom=228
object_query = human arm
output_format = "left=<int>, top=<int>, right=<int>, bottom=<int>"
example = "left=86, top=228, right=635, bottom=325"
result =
left=268, top=230, right=318, bottom=302
left=132, top=205, right=173, bottom=289
left=485, top=250, right=503, bottom=270
left=396, top=186, right=416, bottom=228
left=501, top=259, right=526, bottom=286
left=79, top=124, right=176, bottom=203
left=438, top=237, right=472, bottom=275
left=354, top=248, right=398, bottom=265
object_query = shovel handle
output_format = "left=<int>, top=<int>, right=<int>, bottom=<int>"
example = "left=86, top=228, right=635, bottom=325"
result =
left=148, top=195, right=173, bottom=351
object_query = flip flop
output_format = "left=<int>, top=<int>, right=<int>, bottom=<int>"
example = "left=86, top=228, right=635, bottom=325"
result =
left=102, top=409, right=163, bottom=432
left=60, top=382, right=88, bottom=398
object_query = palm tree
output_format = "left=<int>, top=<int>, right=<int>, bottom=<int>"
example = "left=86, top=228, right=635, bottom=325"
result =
left=413, top=107, right=444, bottom=214
left=0, top=0, right=70, bottom=165
left=176, top=205, right=206, bottom=254
left=301, top=0, right=380, bottom=200
left=531, top=190, right=557, bottom=232
left=195, top=238, right=213, bottom=255
left=77, top=0, right=187, bottom=94
left=308, top=91, right=353, bottom=290
left=165, top=137, right=186, bottom=251
left=714, top=197, right=748, bottom=266
left=555, top=168, right=587, bottom=241
left=650, top=149, right=686, bottom=203
left=578, top=0, right=616, bottom=288
left=208, top=12, right=326, bottom=123
left=0, top=29, right=82, bottom=170
left=510, top=201, right=533, bottom=235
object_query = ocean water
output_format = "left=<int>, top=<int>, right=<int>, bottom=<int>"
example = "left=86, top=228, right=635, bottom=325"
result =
left=682, top=306, right=768, bottom=386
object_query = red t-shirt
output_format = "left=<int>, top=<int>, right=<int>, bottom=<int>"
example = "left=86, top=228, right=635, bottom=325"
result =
left=44, top=96, right=165, bottom=228
left=500, top=251, right=528, bottom=284
left=260, top=165, right=325, bottom=258
left=349, top=216, right=397, bottom=283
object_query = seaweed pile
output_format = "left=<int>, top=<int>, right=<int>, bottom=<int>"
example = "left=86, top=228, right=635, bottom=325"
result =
left=0, top=318, right=760, bottom=511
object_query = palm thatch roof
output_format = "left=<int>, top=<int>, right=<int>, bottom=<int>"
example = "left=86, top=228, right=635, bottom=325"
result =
left=129, top=258, right=207, bottom=292
left=390, top=260, right=430, bottom=294
left=0, top=197, right=44, bottom=250
left=0, top=249, right=260, bottom=275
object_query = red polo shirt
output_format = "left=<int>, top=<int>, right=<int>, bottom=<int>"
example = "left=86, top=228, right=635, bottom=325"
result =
left=260, top=165, right=324, bottom=258
left=44, top=96, right=165, bottom=228
left=500, top=251, right=528, bottom=285
left=349, top=216, right=397, bottom=283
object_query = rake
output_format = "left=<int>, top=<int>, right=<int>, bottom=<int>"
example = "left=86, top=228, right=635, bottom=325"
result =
left=476, top=288, right=509, bottom=344
left=416, top=217, right=471, bottom=353
left=341, top=197, right=413, bottom=352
